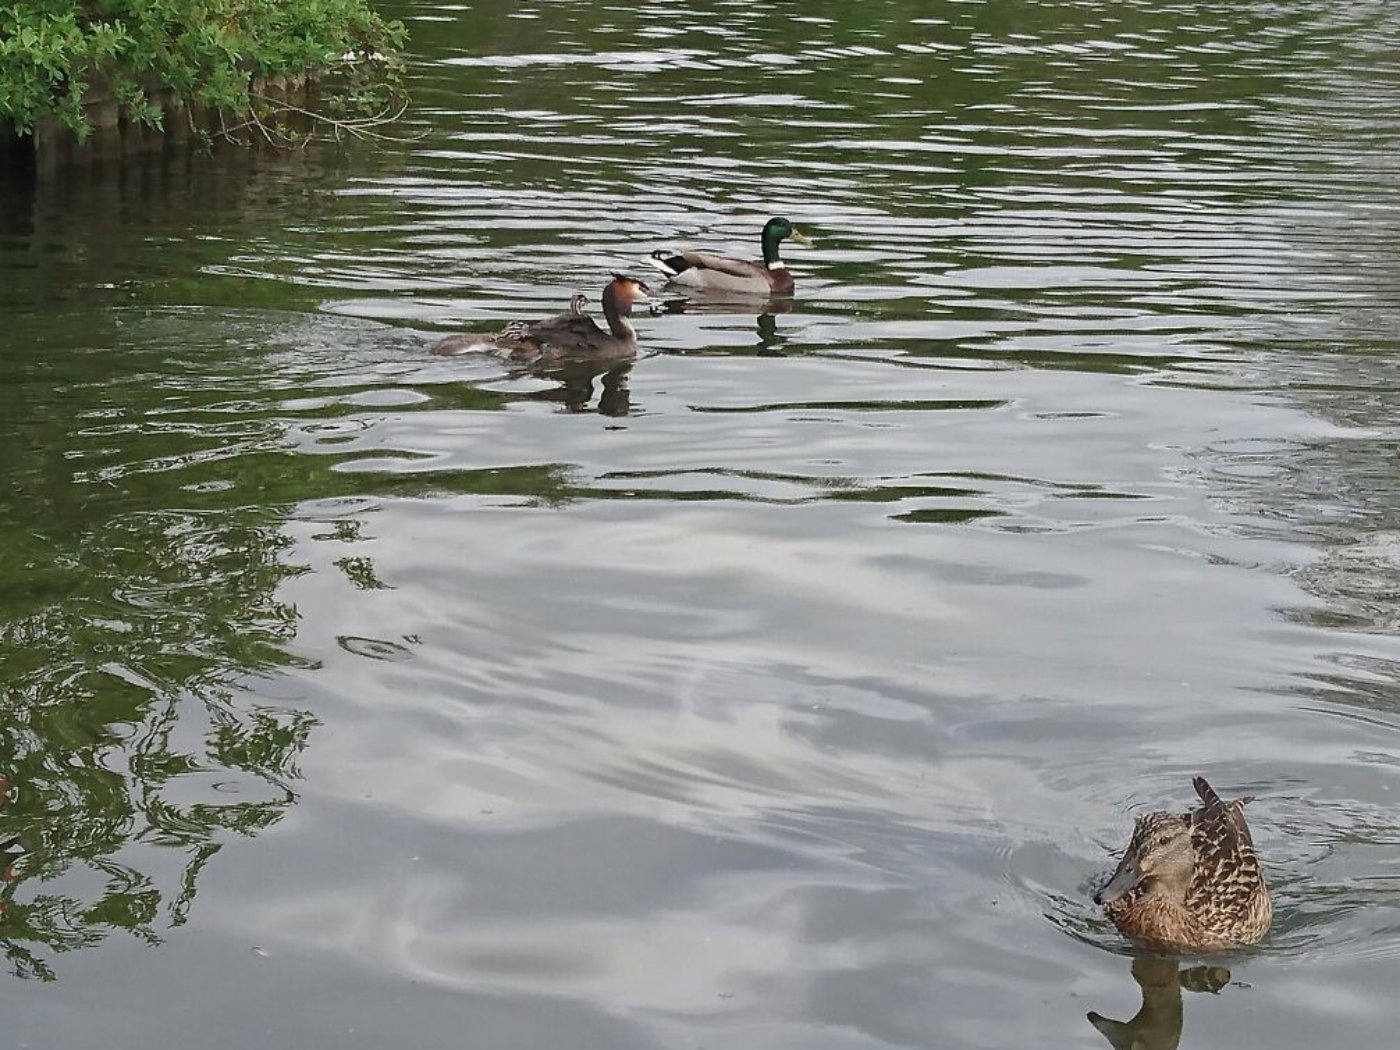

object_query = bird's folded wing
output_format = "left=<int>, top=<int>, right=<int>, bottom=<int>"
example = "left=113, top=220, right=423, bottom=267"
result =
left=533, top=315, right=608, bottom=349
left=678, top=251, right=765, bottom=279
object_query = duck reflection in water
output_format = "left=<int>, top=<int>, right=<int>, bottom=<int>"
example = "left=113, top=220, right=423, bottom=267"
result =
left=1088, top=955, right=1232, bottom=1050
left=0, top=835, right=20, bottom=883
left=651, top=293, right=794, bottom=356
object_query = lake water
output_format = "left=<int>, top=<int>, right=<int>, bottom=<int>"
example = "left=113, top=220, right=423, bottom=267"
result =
left=2, top=1, right=1399, bottom=1046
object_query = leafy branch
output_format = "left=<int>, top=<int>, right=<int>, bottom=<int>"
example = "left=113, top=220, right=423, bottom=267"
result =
left=0, top=1, right=407, bottom=143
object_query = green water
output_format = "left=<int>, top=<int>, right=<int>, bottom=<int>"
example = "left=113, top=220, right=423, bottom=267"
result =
left=2, top=1, right=1399, bottom=1046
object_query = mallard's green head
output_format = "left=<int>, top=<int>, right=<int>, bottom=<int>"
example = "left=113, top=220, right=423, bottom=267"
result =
left=761, top=216, right=811, bottom=266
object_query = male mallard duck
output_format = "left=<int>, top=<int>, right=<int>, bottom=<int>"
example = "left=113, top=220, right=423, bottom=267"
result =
left=646, top=216, right=810, bottom=296
left=431, top=279, right=648, bottom=362
left=1094, top=777, right=1271, bottom=951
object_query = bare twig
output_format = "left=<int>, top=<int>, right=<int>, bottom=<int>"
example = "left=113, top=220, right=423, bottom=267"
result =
left=247, top=92, right=421, bottom=144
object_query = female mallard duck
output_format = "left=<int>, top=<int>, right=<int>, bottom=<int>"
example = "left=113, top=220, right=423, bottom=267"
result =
left=647, top=216, right=810, bottom=296
left=431, top=278, right=648, bottom=361
left=1094, top=777, right=1271, bottom=951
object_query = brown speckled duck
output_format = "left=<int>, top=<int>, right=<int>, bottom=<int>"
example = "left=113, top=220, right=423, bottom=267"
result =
left=647, top=217, right=810, bottom=296
left=432, top=279, right=648, bottom=362
left=1095, top=777, right=1271, bottom=951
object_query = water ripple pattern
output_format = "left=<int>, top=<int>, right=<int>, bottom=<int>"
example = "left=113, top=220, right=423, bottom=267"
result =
left=0, top=2, right=1398, bottom=1049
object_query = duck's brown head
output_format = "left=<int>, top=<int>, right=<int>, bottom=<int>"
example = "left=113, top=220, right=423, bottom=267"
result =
left=1095, top=811, right=1194, bottom=909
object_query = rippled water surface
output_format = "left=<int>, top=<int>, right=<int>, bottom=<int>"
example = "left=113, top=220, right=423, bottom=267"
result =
left=3, top=1, right=1400, bottom=1046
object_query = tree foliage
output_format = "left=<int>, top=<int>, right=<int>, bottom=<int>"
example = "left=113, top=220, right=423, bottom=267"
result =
left=0, top=1, right=405, bottom=140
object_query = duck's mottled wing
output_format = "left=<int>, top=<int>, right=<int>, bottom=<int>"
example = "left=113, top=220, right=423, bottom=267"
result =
left=1192, top=776, right=1255, bottom=847
left=1188, top=777, right=1243, bottom=862
left=1185, top=777, right=1265, bottom=932
left=674, top=251, right=767, bottom=280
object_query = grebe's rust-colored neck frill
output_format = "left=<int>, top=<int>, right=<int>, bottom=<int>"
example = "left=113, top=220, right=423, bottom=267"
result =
left=601, top=274, right=647, bottom=339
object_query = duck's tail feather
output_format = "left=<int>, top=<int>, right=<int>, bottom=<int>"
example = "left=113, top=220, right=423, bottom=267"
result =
left=1193, top=776, right=1225, bottom=809
left=647, top=250, right=690, bottom=278
left=1192, top=775, right=1253, bottom=850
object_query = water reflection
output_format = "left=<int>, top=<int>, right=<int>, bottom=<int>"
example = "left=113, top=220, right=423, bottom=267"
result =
left=1, top=0, right=1399, bottom=1044
left=1087, top=956, right=1233, bottom=1050
left=0, top=298, right=324, bottom=980
left=652, top=295, right=795, bottom=355
left=0, top=497, right=315, bottom=979
left=511, top=359, right=634, bottom=416
left=754, top=312, right=787, bottom=356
